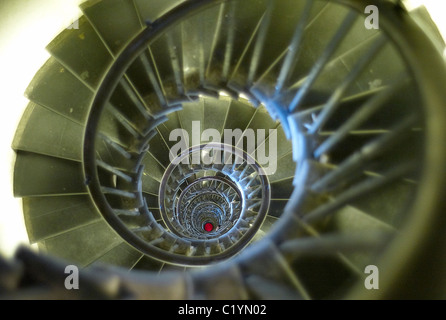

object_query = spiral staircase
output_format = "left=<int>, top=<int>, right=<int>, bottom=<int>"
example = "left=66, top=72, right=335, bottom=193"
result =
left=2, top=0, right=446, bottom=299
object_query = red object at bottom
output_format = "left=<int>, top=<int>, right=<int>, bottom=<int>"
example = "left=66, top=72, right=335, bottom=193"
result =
left=204, top=222, right=214, bottom=232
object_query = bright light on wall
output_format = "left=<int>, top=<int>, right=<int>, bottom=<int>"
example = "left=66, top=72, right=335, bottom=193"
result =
left=0, top=0, right=83, bottom=257
left=406, top=0, right=446, bottom=44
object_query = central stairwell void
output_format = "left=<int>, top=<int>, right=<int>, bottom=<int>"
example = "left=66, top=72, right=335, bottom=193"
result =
left=10, top=0, right=446, bottom=299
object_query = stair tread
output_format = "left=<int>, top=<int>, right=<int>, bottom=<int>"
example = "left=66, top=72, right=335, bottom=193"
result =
left=177, top=98, right=204, bottom=147
left=270, top=177, right=294, bottom=200
left=12, top=102, right=84, bottom=162
left=267, top=151, right=296, bottom=183
left=141, top=171, right=161, bottom=195
left=46, top=15, right=113, bottom=89
left=289, top=37, right=401, bottom=106
left=250, top=124, right=292, bottom=171
left=141, top=152, right=165, bottom=182
left=88, top=242, right=143, bottom=270
left=240, top=240, right=311, bottom=299
left=235, top=105, right=278, bottom=155
left=288, top=251, right=359, bottom=299
left=145, top=133, right=171, bottom=167
left=142, top=193, right=158, bottom=209
left=205, top=0, right=268, bottom=88
left=80, top=0, right=143, bottom=56
left=268, top=200, right=288, bottom=218
left=203, top=97, right=231, bottom=136
left=181, top=5, right=220, bottom=94
left=229, top=0, right=327, bottom=90
left=190, top=264, right=247, bottom=299
left=245, top=275, right=302, bottom=300
left=25, top=57, right=93, bottom=125
left=348, top=179, right=416, bottom=228
left=284, top=6, right=376, bottom=93
left=258, top=214, right=279, bottom=235
left=131, top=255, right=164, bottom=272
left=97, top=107, right=144, bottom=150
left=235, top=1, right=316, bottom=85
left=149, top=25, right=185, bottom=103
left=326, top=204, right=396, bottom=234
left=133, top=0, right=185, bottom=24
left=38, top=220, right=122, bottom=267
left=14, top=151, right=87, bottom=197
left=156, top=112, right=186, bottom=151
left=221, top=100, right=257, bottom=145
left=23, top=195, right=101, bottom=243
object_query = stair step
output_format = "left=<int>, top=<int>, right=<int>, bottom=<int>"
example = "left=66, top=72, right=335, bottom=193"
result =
left=350, top=41, right=406, bottom=94
left=245, top=275, right=302, bottom=300
left=81, top=0, right=166, bottom=104
left=88, top=242, right=143, bottom=270
left=311, top=119, right=419, bottom=192
left=141, top=172, right=161, bottom=196
left=141, top=152, right=165, bottom=182
left=133, top=0, right=185, bottom=24
left=22, top=195, right=101, bottom=243
left=46, top=15, right=113, bottom=89
left=304, top=161, right=416, bottom=225
left=279, top=232, right=386, bottom=257
left=221, top=100, right=256, bottom=144
left=323, top=205, right=396, bottom=271
left=25, top=57, right=93, bottom=125
left=348, top=180, right=416, bottom=228
left=319, top=132, right=386, bottom=164
left=205, top=0, right=268, bottom=89
left=80, top=0, right=143, bottom=56
left=14, top=151, right=86, bottom=197
left=156, top=112, right=184, bottom=150
left=236, top=105, right=279, bottom=153
left=326, top=205, right=396, bottom=235
left=12, top=103, right=83, bottom=161
left=131, top=255, right=164, bottom=272
left=268, top=200, right=288, bottom=218
left=181, top=5, right=220, bottom=95
left=203, top=97, right=231, bottom=136
left=286, top=251, right=359, bottom=299
left=250, top=123, right=292, bottom=168
left=38, top=220, right=122, bottom=267
left=190, top=264, right=248, bottom=299
left=177, top=98, right=204, bottom=146
left=97, top=107, right=144, bottom=150
left=239, top=239, right=310, bottom=299
left=252, top=0, right=317, bottom=97
left=95, top=134, right=138, bottom=170
left=313, top=82, right=416, bottom=158
left=281, top=5, right=375, bottom=98
left=145, top=133, right=171, bottom=167
left=142, top=192, right=158, bottom=208
left=270, top=177, right=294, bottom=200
left=290, top=38, right=397, bottom=120
left=257, top=215, right=278, bottom=236
left=108, top=82, right=153, bottom=133
left=267, top=151, right=296, bottom=183
left=149, top=26, right=185, bottom=103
